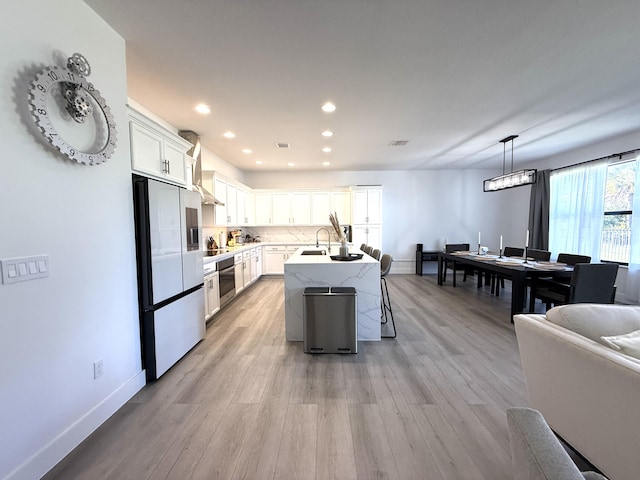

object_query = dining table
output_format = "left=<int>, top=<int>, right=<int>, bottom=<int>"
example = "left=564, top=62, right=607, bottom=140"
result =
left=437, top=251, right=572, bottom=319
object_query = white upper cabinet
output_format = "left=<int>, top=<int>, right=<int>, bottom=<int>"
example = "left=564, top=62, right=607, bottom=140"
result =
left=254, top=192, right=273, bottom=225
left=272, top=192, right=311, bottom=225
left=244, top=190, right=255, bottom=225
left=310, top=190, right=351, bottom=225
left=290, top=192, right=311, bottom=225
left=128, top=107, right=191, bottom=186
left=311, top=192, right=331, bottom=225
left=271, top=192, right=291, bottom=225
left=226, top=183, right=238, bottom=225
left=352, top=187, right=382, bottom=224
left=331, top=191, right=351, bottom=225
left=213, top=176, right=228, bottom=226
left=237, top=188, right=246, bottom=225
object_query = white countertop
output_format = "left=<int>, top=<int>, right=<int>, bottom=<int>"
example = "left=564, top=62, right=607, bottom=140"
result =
left=203, top=242, right=358, bottom=265
left=285, top=246, right=378, bottom=265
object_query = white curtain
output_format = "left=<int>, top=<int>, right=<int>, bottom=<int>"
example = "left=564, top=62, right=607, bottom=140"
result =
left=626, top=158, right=640, bottom=303
left=549, top=161, right=607, bottom=260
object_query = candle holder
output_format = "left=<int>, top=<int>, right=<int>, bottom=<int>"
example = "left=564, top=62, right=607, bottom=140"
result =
left=524, top=246, right=529, bottom=264
left=499, top=248, right=503, bottom=258
left=477, top=243, right=481, bottom=255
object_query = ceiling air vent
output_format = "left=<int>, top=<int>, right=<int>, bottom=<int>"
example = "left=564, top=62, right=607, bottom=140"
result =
left=275, top=142, right=291, bottom=149
left=389, top=140, right=409, bottom=146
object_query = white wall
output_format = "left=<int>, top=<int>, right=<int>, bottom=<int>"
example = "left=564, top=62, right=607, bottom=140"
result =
left=0, top=2, right=144, bottom=479
left=202, top=148, right=244, bottom=182
left=243, top=169, right=528, bottom=273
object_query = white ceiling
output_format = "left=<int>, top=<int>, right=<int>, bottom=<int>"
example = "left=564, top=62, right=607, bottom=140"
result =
left=86, top=0, right=640, bottom=172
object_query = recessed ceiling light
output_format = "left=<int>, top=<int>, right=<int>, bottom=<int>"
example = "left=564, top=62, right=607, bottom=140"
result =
left=322, top=147, right=332, bottom=153
left=242, top=148, right=252, bottom=154
left=322, top=102, right=336, bottom=113
left=194, top=104, right=210, bottom=114
left=287, top=162, right=295, bottom=167
left=223, top=131, right=236, bottom=139
left=322, top=161, right=331, bottom=166
left=321, top=130, right=334, bottom=137
left=255, top=160, right=263, bottom=165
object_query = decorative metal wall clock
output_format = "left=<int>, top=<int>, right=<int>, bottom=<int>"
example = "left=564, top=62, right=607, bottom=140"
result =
left=28, top=53, right=117, bottom=165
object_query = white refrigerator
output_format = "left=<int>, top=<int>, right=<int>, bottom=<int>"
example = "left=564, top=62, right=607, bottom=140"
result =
left=132, top=175, right=205, bottom=382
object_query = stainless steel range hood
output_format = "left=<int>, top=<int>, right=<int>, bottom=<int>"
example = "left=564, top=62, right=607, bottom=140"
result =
left=178, top=130, right=224, bottom=206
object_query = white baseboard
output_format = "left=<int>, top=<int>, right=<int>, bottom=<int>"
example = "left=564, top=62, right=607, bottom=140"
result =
left=5, top=370, right=146, bottom=480
left=388, top=258, right=434, bottom=275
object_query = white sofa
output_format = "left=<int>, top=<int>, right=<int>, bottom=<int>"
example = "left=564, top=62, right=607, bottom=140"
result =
left=514, top=304, right=640, bottom=480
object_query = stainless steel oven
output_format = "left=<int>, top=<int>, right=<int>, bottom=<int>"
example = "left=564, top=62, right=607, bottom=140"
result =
left=218, top=256, right=235, bottom=307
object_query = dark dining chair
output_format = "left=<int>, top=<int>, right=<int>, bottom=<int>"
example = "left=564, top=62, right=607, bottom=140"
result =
left=503, top=246, right=525, bottom=257
left=530, top=263, right=618, bottom=312
left=526, top=248, right=551, bottom=262
left=556, top=253, right=591, bottom=265
left=492, top=247, right=525, bottom=295
left=442, top=243, right=473, bottom=283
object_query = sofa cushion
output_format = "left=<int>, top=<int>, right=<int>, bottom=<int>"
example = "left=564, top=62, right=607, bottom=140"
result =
left=546, top=304, right=640, bottom=345
left=601, top=329, right=640, bottom=360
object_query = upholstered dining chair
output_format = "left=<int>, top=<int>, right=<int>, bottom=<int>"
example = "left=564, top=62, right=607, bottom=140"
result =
left=364, top=245, right=374, bottom=256
left=360, top=243, right=367, bottom=251
left=371, top=248, right=381, bottom=260
left=529, top=263, right=618, bottom=312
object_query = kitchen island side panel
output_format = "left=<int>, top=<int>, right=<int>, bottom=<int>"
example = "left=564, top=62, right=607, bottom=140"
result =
left=284, top=254, right=381, bottom=341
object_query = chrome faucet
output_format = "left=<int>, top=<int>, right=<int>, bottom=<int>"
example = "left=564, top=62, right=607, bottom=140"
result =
left=315, top=227, right=331, bottom=252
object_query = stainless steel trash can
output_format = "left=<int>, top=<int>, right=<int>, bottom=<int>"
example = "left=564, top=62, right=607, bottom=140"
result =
left=303, top=287, right=357, bottom=354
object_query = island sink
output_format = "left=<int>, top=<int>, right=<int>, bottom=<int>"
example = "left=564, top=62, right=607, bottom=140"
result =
left=301, top=250, right=327, bottom=255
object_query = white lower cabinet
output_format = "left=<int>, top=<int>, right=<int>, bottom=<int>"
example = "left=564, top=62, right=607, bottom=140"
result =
left=234, top=253, right=244, bottom=293
left=204, top=271, right=220, bottom=320
left=243, top=251, right=251, bottom=287
left=250, top=248, right=258, bottom=282
left=263, top=245, right=297, bottom=274
left=264, top=246, right=285, bottom=274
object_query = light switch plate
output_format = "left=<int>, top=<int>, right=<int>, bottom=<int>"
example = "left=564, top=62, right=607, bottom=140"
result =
left=1, top=255, right=49, bottom=284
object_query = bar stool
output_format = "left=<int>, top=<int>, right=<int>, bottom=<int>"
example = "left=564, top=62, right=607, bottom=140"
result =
left=380, top=253, right=396, bottom=338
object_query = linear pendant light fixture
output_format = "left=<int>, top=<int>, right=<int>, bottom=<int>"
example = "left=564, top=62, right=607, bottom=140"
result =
left=483, top=135, right=536, bottom=192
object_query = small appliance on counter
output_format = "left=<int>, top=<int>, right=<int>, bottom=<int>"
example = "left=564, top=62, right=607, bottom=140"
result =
left=232, top=229, right=244, bottom=245
left=206, top=236, right=218, bottom=252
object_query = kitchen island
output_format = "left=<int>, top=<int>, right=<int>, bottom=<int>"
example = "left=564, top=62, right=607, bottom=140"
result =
left=284, top=246, right=381, bottom=341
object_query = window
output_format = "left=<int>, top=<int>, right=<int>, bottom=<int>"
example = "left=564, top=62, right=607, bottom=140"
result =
left=601, top=160, right=636, bottom=263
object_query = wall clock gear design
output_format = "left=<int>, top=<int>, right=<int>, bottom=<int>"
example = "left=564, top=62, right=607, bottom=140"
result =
left=27, top=53, right=117, bottom=165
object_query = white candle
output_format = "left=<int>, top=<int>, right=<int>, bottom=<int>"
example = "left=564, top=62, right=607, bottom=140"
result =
left=500, top=235, right=503, bottom=251
left=478, top=231, right=481, bottom=245
left=525, top=229, right=529, bottom=248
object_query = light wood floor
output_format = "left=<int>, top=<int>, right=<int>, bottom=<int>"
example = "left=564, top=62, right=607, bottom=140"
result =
left=45, top=274, right=530, bottom=480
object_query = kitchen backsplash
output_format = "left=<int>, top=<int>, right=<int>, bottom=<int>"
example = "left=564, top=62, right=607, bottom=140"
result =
left=202, top=226, right=341, bottom=245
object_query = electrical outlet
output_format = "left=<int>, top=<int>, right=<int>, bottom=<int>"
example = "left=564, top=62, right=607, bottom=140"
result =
left=93, top=360, right=103, bottom=379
